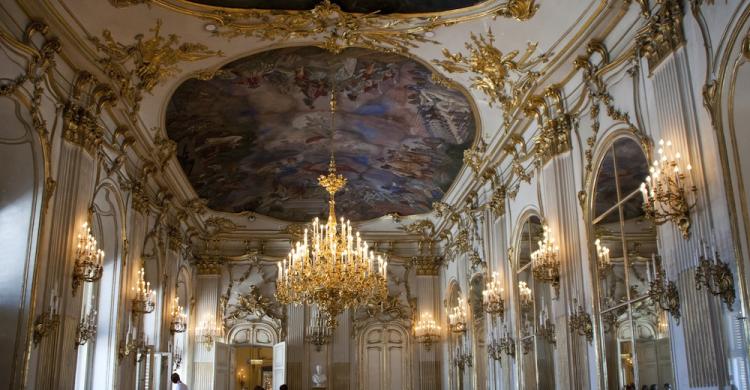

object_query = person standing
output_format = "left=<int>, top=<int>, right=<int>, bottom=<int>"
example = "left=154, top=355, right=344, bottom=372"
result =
left=171, top=373, right=188, bottom=390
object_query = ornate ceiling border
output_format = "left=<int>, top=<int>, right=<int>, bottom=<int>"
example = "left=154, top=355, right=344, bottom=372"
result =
left=109, top=0, right=538, bottom=53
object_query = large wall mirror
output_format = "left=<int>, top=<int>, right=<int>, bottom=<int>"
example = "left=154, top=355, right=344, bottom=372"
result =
left=591, top=137, right=674, bottom=389
left=514, top=215, right=555, bottom=390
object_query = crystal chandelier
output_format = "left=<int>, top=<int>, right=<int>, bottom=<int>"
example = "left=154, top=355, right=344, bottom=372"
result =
left=531, top=224, right=560, bottom=291
left=170, top=297, right=187, bottom=334
left=131, top=267, right=155, bottom=314
left=276, top=91, right=388, bottom=330
left=448, top=296, right=468, bottom=333
left=640, top=139, right=695, bottom=238
left=414, top=311, right=441, bottom=351
left=72, top=222, right=104, bottom=294
left=594, top=239, right=612, bottom=276
left=482, top=271, right=505, bottom=317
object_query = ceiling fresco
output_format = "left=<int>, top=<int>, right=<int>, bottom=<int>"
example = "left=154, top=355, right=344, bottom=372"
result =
left=166, top=46, right=476, bottom=222
left=183, top=0, right=485, bottom=14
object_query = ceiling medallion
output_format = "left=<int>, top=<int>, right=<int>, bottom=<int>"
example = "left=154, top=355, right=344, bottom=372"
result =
left=276, top=91, right=388, bottom=330
left=111, top=0, right=538, bottom=54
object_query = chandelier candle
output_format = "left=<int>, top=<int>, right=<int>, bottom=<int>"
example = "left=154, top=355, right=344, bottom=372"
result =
left=531, top=224, right=560, bottom=292
left=276, top=91, right=388, bottom=330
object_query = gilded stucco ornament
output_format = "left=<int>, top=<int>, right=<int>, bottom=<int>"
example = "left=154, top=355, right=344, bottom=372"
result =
left=635, top=0, right=685, bottom=71
left=89, top=19, right=222, bottom=117
left=111, top=1, right=538, bottom=54
left=61, top=71, right=117, bottom=155
left=463, top=138, right=487, bottom=176
left=742, top=29, right=750, bottom=60
left=435, top=30, right=549, bottom=127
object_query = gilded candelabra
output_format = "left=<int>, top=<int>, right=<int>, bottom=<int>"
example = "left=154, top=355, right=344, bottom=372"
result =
left=568, top=300, right=593, bottom=343
left=169, top=297, right=187, bottom=334
left=119, top=332, right=147, bottom=361
left=131, top=267, right=155, bottom=314
left=276, top=93, right=388, bottom=330
left=695, top=243, right=736, bottom=311
left=453, top=341, right=473, bottom=370
left=33, top=289, right=60, bottom=346
left=172, top=348, right=183, bottom=371
left=531, top=224, right=560, bottom=292
left=647, top=255, right=681, bottom=323
left=414, top=311, right=441, bottom=351
left=488, top=327, right=515, bottom=362
left=518, top=281, right=533, bottom=312
left=305, top=308, right=333, bottom=351
left=75, top=308, right=98, bottom=348
left=448, top=297, right=468, bottom=333
left=482, top=271, right=505, bottom=318
left=72, top=221, right=104, bottom=295
left=196, top=320, right=222, bottom=351
left=536, top=307, right=556, bottom=346
left=594, top=239, right=612, bottom=276
left=640, top=139, right=695, bottom=238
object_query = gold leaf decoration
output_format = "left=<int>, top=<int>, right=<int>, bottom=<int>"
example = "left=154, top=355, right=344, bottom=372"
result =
left=434, top=29, right=549, bottom=125
left=89, top=19, right=223, bottom=115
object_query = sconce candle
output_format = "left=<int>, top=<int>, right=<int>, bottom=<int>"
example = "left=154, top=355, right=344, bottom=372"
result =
left=448, top=296, right=468, bottom=333
left=482, top=271, right=505, bottom=317
left=640, top=139, right=695, bottom=238
left=531, top=225, right=560, bottom=291
left=170, top=297, right=187, bottom=334
left=594, top=239, right=612, bottom=275
left=72, top=222, right=104, bottom=295
left=131, top=267, right=155, bottom=314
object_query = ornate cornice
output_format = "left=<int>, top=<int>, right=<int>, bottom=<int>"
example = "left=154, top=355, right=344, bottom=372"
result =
left=194, top=257, right=223, bottom=275
left=109, top=1, right=538, bottom=54
left=635, top=0, right=685, bottom=71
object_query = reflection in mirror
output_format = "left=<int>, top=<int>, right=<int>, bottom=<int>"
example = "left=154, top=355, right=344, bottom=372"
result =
left=515, top=215, right=555, bottom=390
left=592, top=137, right=674, bottom=389
left=470, top=275, right=486, bottom=390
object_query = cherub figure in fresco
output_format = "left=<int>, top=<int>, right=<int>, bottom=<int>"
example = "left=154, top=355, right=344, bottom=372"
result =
left=294, top=66, right=330, bottom=108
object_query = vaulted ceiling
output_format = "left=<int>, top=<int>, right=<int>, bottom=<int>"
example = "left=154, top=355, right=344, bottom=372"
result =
left=166, top=46, right=476, bottom=222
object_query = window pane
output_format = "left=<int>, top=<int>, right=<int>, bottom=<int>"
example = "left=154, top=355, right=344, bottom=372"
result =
left=594, top=148, right=617, bottom=218
left=613, top=138, right=649, bottom=198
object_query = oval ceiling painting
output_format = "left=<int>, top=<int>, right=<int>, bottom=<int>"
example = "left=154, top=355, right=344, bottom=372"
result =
left=184, top=0, right=485, bottom=14
left=166, top=46, right=476, bottom=222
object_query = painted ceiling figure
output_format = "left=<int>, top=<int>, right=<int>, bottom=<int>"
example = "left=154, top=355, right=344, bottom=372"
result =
left=166, top=46, right=477, bottom=222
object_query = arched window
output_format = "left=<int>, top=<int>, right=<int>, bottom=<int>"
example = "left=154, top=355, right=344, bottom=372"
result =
left=591, top=137, right=674, bottom=388
left=514, top=215, right=555, bottom=390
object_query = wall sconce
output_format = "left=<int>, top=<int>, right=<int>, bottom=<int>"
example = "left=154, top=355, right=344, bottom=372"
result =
left=72, top=222, right=104, bottom=296
left=482, top=271, right=505, bottom=318
left=448, top=296, right=468, bottom=333
left=518, top=281, right=533, bottom=312
left=33, top=287, right=60, bottom=347
left=119, top=330, right=147, bottom=362
left=131, top=267, right=155, bottom=314
left=647, top=255, right=681, bottom=323
left=170, top=297, right=187, bottom=334
left=536, top=307, right=556, bottom=346
left=305, top=309, right=333, bottom=351
left=414, top=311, right=441, bottom=351
left=568, top=299, right=593, bottom=343
left=640, top=139, right=695, bottom=238
left=74, top=308, right=98, bottom=348
left=197, top=320, right=222, bottom=351
left=531, top=224, right=560, bottom=293
left=172, top=347, right=183, bottom=371
left=594, top=239, right=612, bottom=276
left=695, top=242, right=736, bottom=311
left=452, top=338, right=473, bottom=370
left=237, top=368, right=247, bottom=388
left=488, top=326, right=515, bottom=362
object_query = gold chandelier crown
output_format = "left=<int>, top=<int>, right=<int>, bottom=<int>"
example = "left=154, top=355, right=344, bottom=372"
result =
left=276, top=90, right=388, bottom=330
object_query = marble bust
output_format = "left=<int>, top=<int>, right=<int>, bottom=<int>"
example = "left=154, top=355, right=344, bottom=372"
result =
left=312, top=364, right=327, bottom=387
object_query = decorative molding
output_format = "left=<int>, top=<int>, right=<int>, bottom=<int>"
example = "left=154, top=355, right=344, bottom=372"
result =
left=435, top=30, right=549, bottom=128
left=89, top=19, right=222, bottom=117
left=194, top=257, right=223, bottom=275
left=412, top=255, right=443, bottom=276
left=110, top=1, right=538, bottom=54
left=635, top=0, right=685, bottom=71
left=61, top=71, right=116, bottom=155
